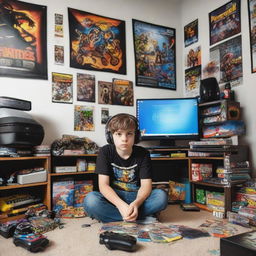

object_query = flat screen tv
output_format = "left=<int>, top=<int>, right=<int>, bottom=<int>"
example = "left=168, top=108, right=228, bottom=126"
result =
left=136, top=97, right=199, bottom=146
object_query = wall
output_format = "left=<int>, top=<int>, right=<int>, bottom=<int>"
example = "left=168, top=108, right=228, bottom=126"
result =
left=0, top=0, right=182, bottom=147
left=181, top=0, right=256, bottom=176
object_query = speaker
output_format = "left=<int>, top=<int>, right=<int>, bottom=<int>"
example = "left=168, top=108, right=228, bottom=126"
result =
left=200, top=77, right=220, bottom=103
left=105, top=113, right=141, bottom=144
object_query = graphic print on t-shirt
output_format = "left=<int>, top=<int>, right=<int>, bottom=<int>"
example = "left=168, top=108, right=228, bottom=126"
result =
left=111, top=163, right=138, bottom=191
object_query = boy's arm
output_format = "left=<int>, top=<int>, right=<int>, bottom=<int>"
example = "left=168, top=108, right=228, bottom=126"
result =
left=98, top=174, right=130, bottom=219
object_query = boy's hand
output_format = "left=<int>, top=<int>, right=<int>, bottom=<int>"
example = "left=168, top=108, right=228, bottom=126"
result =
left=124, top=202, right=139, bottom=222
left=117, top=202, right=131, bottom=220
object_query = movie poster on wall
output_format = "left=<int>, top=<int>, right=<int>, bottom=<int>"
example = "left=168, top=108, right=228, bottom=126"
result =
left=184, top=46, right=201, bottom=69
left=0, top=0, right=47, bottom=79
left=77, top=73, right=95, bottom=102
left=210, top=35, right=242, bottom=86
left=68, top=8, right=126, bottom=74
left=112, top=79, right=134, bottom=106
left=209, top=0, right=241, bottom=46
left=132, top=19, right=176, bottom=90
left=185, top=65, right=201, bottom=97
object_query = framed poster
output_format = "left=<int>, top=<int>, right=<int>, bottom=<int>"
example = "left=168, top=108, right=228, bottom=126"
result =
left=248, top=0, right=256, bottom=73
left=132, top=19, right=176, bottom=90
left=68, top=8, right=126, bottom=74
left=184, top=19, right=198, bottom=47
left=210, top=35, right=242, bottom=85
left=209, top=0, right=241, bottom=46
left=0, top=0, right=47, bottom=79
left=52, top=73, right=73, bottom=104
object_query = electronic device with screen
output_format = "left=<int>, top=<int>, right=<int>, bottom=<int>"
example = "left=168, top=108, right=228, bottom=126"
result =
left=136, top=97, right=199, bottom=147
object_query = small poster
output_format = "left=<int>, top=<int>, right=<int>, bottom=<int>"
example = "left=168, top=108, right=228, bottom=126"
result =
left=54, top=45, right=64, bottom=65
left=185, top=46, right=201, bottom=69
left=210, top=35, right=242, bottom=85
left=112, top=79, right=134, bottom=106
left=101, top=108, right=109, bottom=124
left=55, top=13, right=64, bottom=37
left=52, top=72, right=73, bottom=103
left=98, top=81, right=112, bottom=105
left=209, top=0, right=241, bottom=45
left=184, top=19, right=198, bottom=47
left=77, top=73, right=95, bottom=102
left=74, top=105, right=95, bottom=131
left=185, top=65, right=201, bottom=97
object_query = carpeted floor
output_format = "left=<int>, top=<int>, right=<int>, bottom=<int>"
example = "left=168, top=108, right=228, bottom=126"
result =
left=0, top=205, right=252, bottom=256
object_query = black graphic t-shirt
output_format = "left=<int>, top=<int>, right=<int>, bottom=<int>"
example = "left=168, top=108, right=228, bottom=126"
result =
left=95, top=144, right=152, bottom=191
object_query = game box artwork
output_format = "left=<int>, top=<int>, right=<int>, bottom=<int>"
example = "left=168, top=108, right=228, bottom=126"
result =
left=0, top=0, right=47, bottom=79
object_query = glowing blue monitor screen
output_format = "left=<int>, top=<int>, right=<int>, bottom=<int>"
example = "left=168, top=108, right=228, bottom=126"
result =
left=136, top=98, right=199, bottom=140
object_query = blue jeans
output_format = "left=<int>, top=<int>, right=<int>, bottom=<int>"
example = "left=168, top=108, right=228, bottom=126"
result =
left=84, top=188, right=168, bottom=223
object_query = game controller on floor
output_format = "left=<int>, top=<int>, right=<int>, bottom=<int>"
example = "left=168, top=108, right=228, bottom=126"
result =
left=99, top=231, right=137, bottom=252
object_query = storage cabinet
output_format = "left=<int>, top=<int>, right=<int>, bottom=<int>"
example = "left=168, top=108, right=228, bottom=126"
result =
left=0, top=156, right=50, bottom=222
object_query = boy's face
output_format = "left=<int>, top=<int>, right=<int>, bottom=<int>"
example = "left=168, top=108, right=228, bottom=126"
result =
left=112, top=129, right=135, bottom=152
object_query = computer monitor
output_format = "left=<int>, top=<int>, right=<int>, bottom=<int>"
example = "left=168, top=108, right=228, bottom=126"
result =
left=136, top=97, right=199, bottom=146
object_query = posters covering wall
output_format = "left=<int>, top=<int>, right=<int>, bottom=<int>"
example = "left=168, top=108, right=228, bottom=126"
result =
left=132, top=19, right=176, bottom=90
left=0, top=0, right=47, bottom=79
left=68, top=8, right=126, bottom=74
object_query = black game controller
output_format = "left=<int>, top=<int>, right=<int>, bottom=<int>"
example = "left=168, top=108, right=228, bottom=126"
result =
left=99, top=231, right=137, bottom=252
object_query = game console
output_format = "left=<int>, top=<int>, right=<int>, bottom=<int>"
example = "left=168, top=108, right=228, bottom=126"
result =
left=99, top=231, right=137, bottom=252
left=0, top=108, right=44, bottom=146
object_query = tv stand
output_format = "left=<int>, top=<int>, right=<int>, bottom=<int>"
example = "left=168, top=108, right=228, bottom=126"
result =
left=159, top=139, right=176, bottom=147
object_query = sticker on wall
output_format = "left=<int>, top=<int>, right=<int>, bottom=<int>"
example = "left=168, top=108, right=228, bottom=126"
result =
left=54, top=45, right=64, bottom=65
left=184, top=19, right=198, bottom=47
left=0, top=0, right=48, bottom=79
left=112, top=79, right=134, bottom=106
left=52, top=72, right=73, bottom=104
left=210, top=35, right=242, bottom=86
left=77, top=73, right=95, bottom=102
left=74, top=105, right=95, bottom=131
left=55, top=13, right=64, bottom=38
left=98, top=81, right=112, bottom=105
left=101, top=108, right=109, bottom=124
left=209, top=0, right=241, bottom=46
left=68, top=8, right=126, bottom=74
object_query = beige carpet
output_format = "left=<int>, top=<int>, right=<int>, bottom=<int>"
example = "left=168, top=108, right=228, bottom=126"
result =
left=0, top=205, right=252, bottom=256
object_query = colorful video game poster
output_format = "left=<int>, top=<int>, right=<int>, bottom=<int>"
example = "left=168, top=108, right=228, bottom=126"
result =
left=77, top=73, right=95, bottom=102
left=68, top=8, right=126, bottom=74
left=55, top=13, right=63, bottom=38
left=52, top=72, right=73, bottom=104
left=101, top=108, right=109, bottom=124
left=185, top=46, right=201, bottom=69
left=209, top=0, right=241, bottom=46
left=185, top=65, right=201, bottom=97
left=98, top=81, right=112, bottom=105
left=74, top=105, right=95, bottom=131
left=210, top=35, right=242, bottom=86
left=184, top=19, right=198, bottom=47
left=132, top=19, right=176, bottom=90
left=0, top=0, right=47, bottom=79
left=248, top=0, right=256, bottom=73
left=112, top=79, right=134, bottom=106
left=54, top=45, right=64, bottom=65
